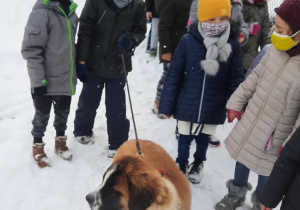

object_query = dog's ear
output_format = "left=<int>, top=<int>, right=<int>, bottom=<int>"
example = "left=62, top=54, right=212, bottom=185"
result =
left=126, top=160, right=170, bottom=209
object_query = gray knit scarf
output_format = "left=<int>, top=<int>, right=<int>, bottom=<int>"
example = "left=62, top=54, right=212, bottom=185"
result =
left=113, top=0, right=132, bottom=9
left=198, top=22, right=232, bottom=76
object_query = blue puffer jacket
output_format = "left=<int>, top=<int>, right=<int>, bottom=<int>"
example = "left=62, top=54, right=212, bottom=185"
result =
left=158, top=23, right=244, bottom=124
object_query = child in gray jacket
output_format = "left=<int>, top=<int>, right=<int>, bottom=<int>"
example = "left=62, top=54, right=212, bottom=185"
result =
left=21, top=0, right=78, bottom=168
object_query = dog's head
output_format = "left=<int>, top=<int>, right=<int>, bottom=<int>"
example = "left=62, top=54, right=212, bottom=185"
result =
left=86, top=156, right=172, bottom=210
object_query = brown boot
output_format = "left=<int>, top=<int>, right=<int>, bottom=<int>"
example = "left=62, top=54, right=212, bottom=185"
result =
left=151, top=99, right=167, bottom=119
left=33, top=143, right=50, bottom=168
left=55, top=136, right=72, bottom=160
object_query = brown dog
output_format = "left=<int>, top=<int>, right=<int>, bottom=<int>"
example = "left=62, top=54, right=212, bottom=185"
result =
left=86, top=139, right=191, bottom=210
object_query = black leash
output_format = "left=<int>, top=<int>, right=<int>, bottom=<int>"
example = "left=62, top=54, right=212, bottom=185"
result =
left=120, top=53, right=143, bottom=158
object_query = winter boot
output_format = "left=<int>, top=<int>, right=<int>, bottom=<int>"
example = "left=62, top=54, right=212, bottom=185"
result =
left=251, top=191, right=262, bottom=210
left=149, top=48, right=157, bottom=57
left=76, top=136, right=91, bottom=144
left=188, top=162, right=204, bottom=184
left=32, top=143, right=50, bottom=168
left=176, top=163, right=189, bottom=178
left=107, top=149, right=117, bottom=158
left=209, top=135, right=221, bottom=147
left=55, top=136, right=72, bottom=160
left=152, top=99, right=167, bottom=119
left=215, top=179, right=252, bottom=210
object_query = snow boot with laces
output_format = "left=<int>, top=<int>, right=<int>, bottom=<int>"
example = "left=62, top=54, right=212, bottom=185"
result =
left=188, top=162, right=204, bottom=184
left=251, top=191, right=262, bottom=210
left=215, top=179, right=252, bottom=210
left=55, top=136, right=72, bottom=160
left=33, top=143, right=50, bottom=168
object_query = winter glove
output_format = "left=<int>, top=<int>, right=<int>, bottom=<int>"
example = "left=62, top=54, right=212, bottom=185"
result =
left=227, top=109, right=242, bottom=123
left=118, top=34, right=135, bottom=53
left=249, top=22, right=261, bottom=36
left=76, top=63, right=89, bottom=83
left=32, top=86, right=47, bottom=96
left=238, top=33, right=245, bottom=45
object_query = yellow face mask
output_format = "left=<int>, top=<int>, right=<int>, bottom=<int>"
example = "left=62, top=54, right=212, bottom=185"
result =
left=271, top=30, right=300, bottom=51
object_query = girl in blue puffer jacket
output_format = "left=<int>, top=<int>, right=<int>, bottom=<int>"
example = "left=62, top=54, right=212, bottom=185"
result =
left=158, top=0, right=244, bottom=184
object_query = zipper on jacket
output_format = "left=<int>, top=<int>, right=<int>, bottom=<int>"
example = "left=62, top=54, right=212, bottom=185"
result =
left=59, top=7, right=75, bottom=95
left=197, top=73, right=207, bottom=122
left=233, top=61, right=289, bottom=159
left=98, top=10, right=106, bottom=24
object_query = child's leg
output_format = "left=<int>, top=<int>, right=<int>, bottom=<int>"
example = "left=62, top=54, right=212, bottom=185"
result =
left=233, top=161, right=251, bottom=187
left=105, top=77, right=130, bottom=150
left=31, top=94, right=53, bottom=143
left=74, top=74, right=104, bottom=137
left=53, top=96, right=71, bottom=137
left=155, top=62, right=170, bottom=100
left=176, top=134, right=194, bottom=167
left=150, top=18, right=159, bottom=50
left=255, top=175, right=268, bottom=196
left=194, top=133, right=210, bottom=163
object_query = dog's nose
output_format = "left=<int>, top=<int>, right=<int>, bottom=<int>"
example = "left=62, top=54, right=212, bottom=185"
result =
left=86, top=194, right=94, bottom=204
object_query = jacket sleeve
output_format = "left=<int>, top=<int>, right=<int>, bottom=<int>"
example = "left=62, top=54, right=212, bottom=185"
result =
left=21, top=10, right=49, bottom=88
left=157, top=0, right=177, bottom=55
left=259, top=5, right=271, bottom=49
left=76, top=0, right=99, bottom=62
left=283, top=113, right=300, bottom=146
left=158, top=37, right=186, bottom=115
left=131, top=1, right=147, bottom=47
left=226, top=40, right=245, bottom=99
left=226, top=45, right=270, bottom=111
left=239, top=13, right=249, bottom=47
left=259, top=127, right=300, bottom=208
left=145, top=0, right=153, bottom=13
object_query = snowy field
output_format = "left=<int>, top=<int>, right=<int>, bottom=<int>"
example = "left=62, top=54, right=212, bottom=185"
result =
left=0, top=0, right=280, bottom=209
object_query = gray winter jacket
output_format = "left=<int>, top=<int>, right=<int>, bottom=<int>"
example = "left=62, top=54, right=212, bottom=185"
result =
left=21, top=0, right=78, bottom=96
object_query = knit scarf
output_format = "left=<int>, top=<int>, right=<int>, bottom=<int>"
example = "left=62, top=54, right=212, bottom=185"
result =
left=198, top=22, right=232, bottom=76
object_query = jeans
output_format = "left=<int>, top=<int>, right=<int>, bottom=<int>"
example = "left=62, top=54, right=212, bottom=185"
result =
left=176, top=133, right=210, bottom=166
left=233, top=162, right=268, bottom=196
left=74, top=74, right=130, bottom=150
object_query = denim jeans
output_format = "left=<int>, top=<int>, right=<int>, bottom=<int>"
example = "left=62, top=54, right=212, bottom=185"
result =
left=233, top=162, right=268, bottom=196
left=176, top=133, right=210, bottom=166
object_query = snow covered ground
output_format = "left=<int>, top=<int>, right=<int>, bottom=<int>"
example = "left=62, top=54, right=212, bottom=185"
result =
left=0, top=0, right=280, bottom=209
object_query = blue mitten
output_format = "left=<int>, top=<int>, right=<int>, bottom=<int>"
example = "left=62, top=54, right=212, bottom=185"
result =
left=118, top=34, right=135, bottom=52
left=76, top=63, right=89, bottom=83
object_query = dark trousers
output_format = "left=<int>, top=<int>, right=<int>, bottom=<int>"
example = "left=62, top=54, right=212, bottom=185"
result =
left=74, top=74, right=129, bottom=150
left=31, top=94, right=71, bottom=139
left=176, top=133, right=210, bottom=166
left=233, top=162, right=268, bottom=196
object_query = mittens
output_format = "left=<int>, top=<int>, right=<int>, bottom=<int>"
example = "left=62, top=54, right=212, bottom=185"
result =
left=227, top=109, right=243, bottom=123
left=249, top=22, right=261, bottom=36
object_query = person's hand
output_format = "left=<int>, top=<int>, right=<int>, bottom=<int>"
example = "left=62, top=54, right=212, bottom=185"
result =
left=227, top=109, right=243, bottom=123
left=261, top=204, right=272, bottom=210
left=162, top=53, right=172, bottom=61
left=118, top=34, right=135, bottom=53
left=249, top=22, right=261, bottom=36
left=32, top=86, right=47, bottom=96
left=238, top=33, right=245, bottom=44
left=76, top=63, right=89, bottom=83
left=146, top=12, right=152, bottom=21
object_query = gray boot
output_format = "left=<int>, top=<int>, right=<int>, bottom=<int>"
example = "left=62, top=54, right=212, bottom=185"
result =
left=215, top=179, right=252, bottom=210
left=251, top=191, right=261, bottom=210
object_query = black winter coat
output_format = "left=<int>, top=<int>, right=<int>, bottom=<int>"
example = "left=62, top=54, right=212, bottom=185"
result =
left=145, top=0, right=158, bottom=18
left=259, top=127, right=300, bottom=210
left=158, top=24, right=244, bottom=124
left=76, top=0, right=146, bottom=78
left=155, top=0, right=192, bottom=61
